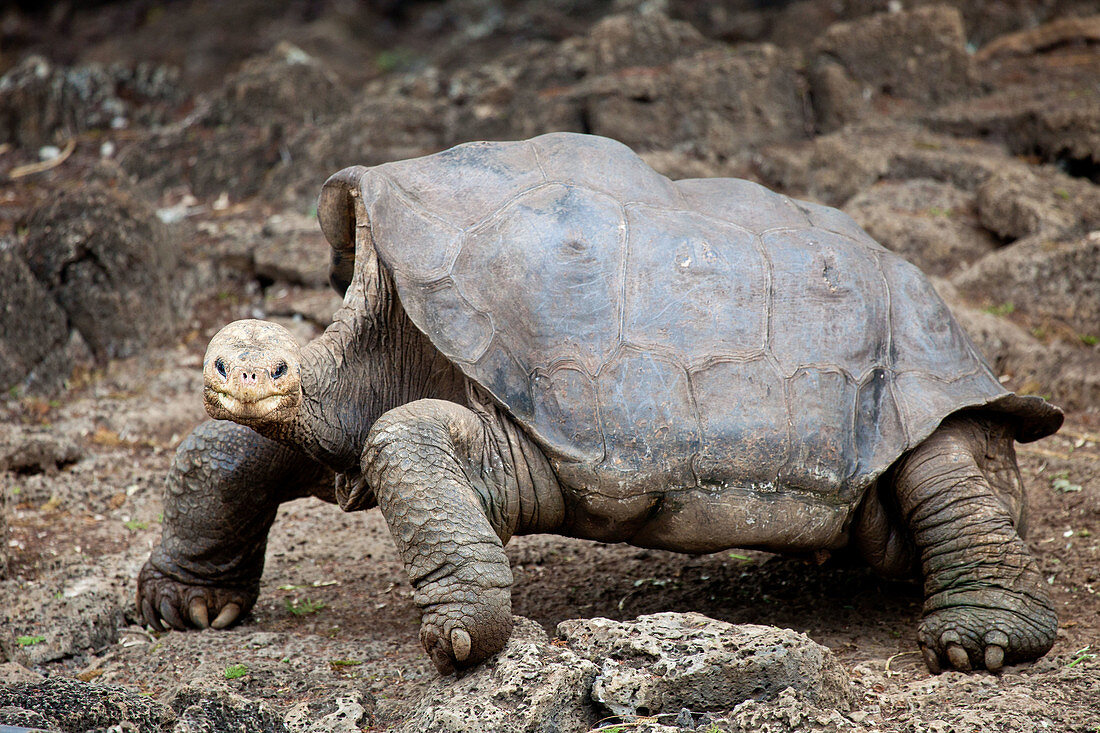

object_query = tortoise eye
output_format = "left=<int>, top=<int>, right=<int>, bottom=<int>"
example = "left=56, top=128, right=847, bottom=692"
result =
left=215, top=358, right=228, bottom=379
left=272, top=362, right=287, bottom=379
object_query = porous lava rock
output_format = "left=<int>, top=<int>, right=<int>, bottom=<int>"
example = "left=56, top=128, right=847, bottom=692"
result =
left=0, top=677, right=176, bottom=732
left=0, top=54, right=182, bottom=148
left=810, top=5, right=975, bottom=125
left=19, top=182, right=183, bottom=365
left=844, top=179, right=997, bottom=275
left=560, top=613, right=854, bottom=718
left=952, top=230, right=1100, bottom=339
left=401, top=613, right=852, bottom=732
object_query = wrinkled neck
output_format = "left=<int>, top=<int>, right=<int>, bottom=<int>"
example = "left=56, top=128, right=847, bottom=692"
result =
left=259, top=276, right=467, bottom=475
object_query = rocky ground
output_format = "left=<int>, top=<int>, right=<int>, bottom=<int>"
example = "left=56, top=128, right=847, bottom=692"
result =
left=1, top=1, right=1099, bottom=731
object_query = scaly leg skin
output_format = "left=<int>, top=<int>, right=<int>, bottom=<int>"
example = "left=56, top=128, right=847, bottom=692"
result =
left=363, top=399, right=516, bottom=675
left=893, top=415, right=1056, bottom=673
left=138, top=420, right=332, bottom=631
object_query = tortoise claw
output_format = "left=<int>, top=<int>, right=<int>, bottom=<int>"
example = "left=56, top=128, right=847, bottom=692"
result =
left=451, top=628, right=472, bottom=663
left=984, top=644, right=1005, bottom=672
left=159, top=598, right=187, bottom=630
left=189, top=598, right=210, bottom=629
left=946, top=643, right=971, bottom=671
left=920, top=644, right=942, bottom=674
left=211, top=602, right=241, bottom=629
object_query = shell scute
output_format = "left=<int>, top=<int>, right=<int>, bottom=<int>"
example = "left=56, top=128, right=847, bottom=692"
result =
left=778, top=369, right=859, bottom=494
left=596, top=349, right=700, bottom=489
left=690, top=357, right=790, bottom=486
left=450, top=183, right=624, bottom=377
left=763, top=228, right=889, bottom=379
left=622, top=205, right=767, bottom=364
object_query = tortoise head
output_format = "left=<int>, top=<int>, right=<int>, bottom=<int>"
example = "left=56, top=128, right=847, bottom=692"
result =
left=203, top=319, right=303, bottom=429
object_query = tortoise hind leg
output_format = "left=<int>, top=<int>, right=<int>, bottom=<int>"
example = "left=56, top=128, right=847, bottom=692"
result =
left=892, top=414, right=1056, bottom=672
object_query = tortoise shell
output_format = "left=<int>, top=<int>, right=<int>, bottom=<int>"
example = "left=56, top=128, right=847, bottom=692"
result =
left=341, top=132, right=1060, bottom=502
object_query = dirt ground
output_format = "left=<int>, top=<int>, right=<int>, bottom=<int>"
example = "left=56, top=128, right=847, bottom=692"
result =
left=2, top=1, right=1100, bottom=731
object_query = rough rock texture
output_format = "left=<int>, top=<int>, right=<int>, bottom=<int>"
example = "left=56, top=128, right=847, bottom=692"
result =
left=0, top=704, right=52, bottom=729
left=0, top=429, right=82, bottom=475
left=975, top=166, right=1100, bottom=240
left=402, top=614, right=852, bottom=732
left=810, top=6, right=975, bottom=120
left=2, top=2, right=1100, bottom=732
left=0, top=245, right=74, bottom=393
left=198, top=41, right=349, bottom=129
left=283, top=692, right=371, bottom=733
left=717, top=687, right=872, bottom=733
left=580, top=42, right=811, bottom=160
left=926, top=86, right=1100, bottom=172
left=399, top=617, right=600, bottom=733
left=18, top=183, right=183, bottom=365
left=758, top=123, right=1015, bottom=207
left=952, top=231, right=1100, bottom=338
left=118, top=42, right=349, bottom=200
left=273, top=11, right=805, bottom=207
left=560, top=613, right=854, bottom=717
left=566, top=10, right=718, bottom=75
left=844, top=179, right=997, bottom=275
left=0, top=54, right=183, bottom=148
left=948, top=298, right=1100, bottom=411
left=172, top=685, right=290, bottom=733
left=0, top=486, right=5, bottom=579
left=0, top=677, right=177, bottom=732
left=0, top=567, right=128, bottom=666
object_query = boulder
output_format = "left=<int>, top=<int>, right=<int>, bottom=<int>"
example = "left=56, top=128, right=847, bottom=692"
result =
left=581, top=43, right=811, bottom=161
left=19, top=182, right=183, bottom=364
left=810, top=5, right=975, bottom=125
left=718, top=686, right=872, bottom=733
left=119, top=43, right=349, bottom=200
left=398, top=617, right=599, bottom=733
left=565, top=11, right=718, bottom=76
left=0, top=677, right=176, bottom=731
left=975, top=166, right=1100, bottom=240
left=952, top=230, right=1100, bottom=339
left=0, top=245, right=73, bottom=393
left=925, top=87, right=1100, bottom=174
left=560, top=613, right=854, bottom=718
left=172, top=685, right=290, bottom=733
left=0, top=569, right=127, bottom=666
left=198, top=42, right=349, bottom=128
left=949, top=299, right=1100, bottom=411
left=759, top=122, right=1029, bottom=206
left=844, top=179, right=997, bottom=275
left=0, top=55, right=182, bottom=148
left=402, top=613, right=852, bottom=732
left=0, top=428, right=82, bottom=475
left=283, top=691, right=371, bottom=733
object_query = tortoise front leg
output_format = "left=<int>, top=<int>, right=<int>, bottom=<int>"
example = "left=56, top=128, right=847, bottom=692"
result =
left=138, top=420, right=332, bottom=631
left=893, top=415, right=1056, bottom=672
left=360, top=399, right=518, bottom=674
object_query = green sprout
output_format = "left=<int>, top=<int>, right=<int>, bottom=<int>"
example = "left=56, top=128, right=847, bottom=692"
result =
left=224, top=663, right=249, bottom=679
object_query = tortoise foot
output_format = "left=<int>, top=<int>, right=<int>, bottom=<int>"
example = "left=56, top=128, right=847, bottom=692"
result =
left=417, top=586, right=513, bottom=675
left=137, top=561, right=257, bottom=632
left=918, top=588, right=1056, bottom=673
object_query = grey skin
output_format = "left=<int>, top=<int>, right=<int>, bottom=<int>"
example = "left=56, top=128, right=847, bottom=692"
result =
left=138, top=133, right=1062, bottom=676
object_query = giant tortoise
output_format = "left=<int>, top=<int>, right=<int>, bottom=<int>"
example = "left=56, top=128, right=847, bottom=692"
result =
left=138, top=132, right=1062, bottom=675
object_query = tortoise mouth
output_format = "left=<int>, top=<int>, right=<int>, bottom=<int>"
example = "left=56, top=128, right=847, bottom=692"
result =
left=204, top=386, right=301, bottom=423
